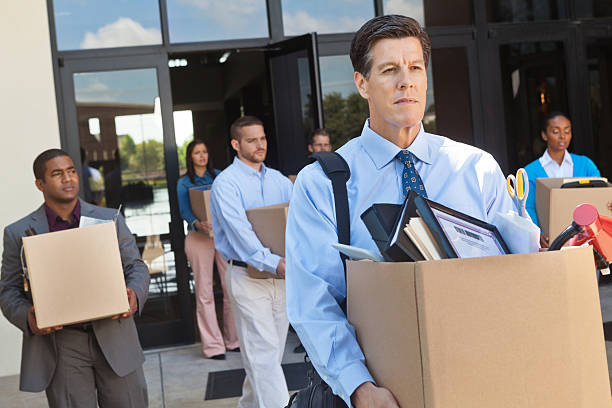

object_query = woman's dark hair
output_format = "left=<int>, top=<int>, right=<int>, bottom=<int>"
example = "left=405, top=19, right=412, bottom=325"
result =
left=184, top=140, right=215, bottom=184
left=350, top=14, right=431, bottom=79
left=541, top=111, right=570, bottom=133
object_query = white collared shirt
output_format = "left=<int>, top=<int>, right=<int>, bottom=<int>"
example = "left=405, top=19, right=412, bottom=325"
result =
left=539, top=149, right=573, bottom=178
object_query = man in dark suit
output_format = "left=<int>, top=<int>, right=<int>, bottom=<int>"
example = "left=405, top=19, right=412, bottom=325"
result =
left=0, top=148, right=149, bottom=407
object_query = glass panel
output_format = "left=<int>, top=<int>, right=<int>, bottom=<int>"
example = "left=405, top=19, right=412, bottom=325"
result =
left=281, top=0, right=374, bottom=36
left=383, top=0, right=473, bottom=26
left=499, top=42, right=568, bottom=170
left=586, top=38, right=612, bottom=179
left=430, top=47, right=473, bottom=144
left=319, top=54, right=436, bottom=149
left=72, top=68, right=180, bottom=321
left=486, top=0, right=567, bottom=22
left=166, top=0, right=268, bottom=43
left=53, top=0, right=161, bottom=51
left=576, top=1, right=612, bottom=18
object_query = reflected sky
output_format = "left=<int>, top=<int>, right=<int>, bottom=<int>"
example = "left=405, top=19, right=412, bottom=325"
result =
left=167, top=0, right=268, bottom=43
left=53, top=0, right=162, bottom=50
left=282, top=0, right=374, bottom=36
left=73, top=69, right=158, bottom=105
left=383, top=0, right=425, bottom=26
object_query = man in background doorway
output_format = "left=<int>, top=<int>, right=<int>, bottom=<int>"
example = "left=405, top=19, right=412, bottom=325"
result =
left=210, top=116, right=293, bottom=407
left=307, top=128, right=333, bottom=153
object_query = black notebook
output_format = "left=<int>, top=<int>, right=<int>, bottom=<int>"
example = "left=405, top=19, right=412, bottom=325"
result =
left=360, top=203, right=402, bottom=260
left=384, top=191, right=425, bottom=262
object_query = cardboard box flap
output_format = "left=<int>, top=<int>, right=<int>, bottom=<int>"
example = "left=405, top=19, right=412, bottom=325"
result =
left=414, top=247, right=609, bottom=407
left=347, top=260, right=425, bottom=407
left=188, top=187, right=213, bottom=237
left=22, top=222, right=129, bottom=329
left=245, top=203, right=289, bottom=257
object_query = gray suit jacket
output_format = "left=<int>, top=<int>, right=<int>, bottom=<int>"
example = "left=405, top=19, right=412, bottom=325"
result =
left=0, top=199, right=150, bottom=392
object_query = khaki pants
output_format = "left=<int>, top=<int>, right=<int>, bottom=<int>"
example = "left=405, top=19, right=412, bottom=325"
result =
left=46, top=328, right=148, bottom=408
left=227, top=264, right=289, bottom=408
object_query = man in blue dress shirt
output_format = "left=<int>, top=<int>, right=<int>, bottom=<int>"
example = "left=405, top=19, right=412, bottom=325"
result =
left=286, top=15, right=513, bottom=407
left=210, top=116, right=293, bottom=407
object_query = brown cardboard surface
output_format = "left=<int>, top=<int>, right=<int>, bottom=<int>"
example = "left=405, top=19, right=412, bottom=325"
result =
left=535, top=177, right=612, bottom=239
left=188, top=187, right=213, bottom=237
left=347, top=261, right=424, bottom=407
left=347, top=247, right=611, bottom=408
left=245, top=203, right=289, bottom=279
left=22, top=222, right=129, bottom=329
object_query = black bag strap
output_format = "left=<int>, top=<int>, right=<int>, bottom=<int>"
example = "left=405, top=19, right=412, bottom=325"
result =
left=309, top=151, right=351, bottom=313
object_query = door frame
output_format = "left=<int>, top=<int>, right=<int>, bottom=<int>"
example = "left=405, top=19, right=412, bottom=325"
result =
left=58, top=53, right=195, bottom=348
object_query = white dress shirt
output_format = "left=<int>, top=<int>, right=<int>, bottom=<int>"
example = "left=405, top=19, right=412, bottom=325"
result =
left=539, top=149, right=573, bottom=178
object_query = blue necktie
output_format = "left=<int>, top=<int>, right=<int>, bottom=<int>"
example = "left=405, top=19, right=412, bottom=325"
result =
left=397, top=150, right=428, bottom=198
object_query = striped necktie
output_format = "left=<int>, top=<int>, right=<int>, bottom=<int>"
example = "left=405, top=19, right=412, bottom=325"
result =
left=397, top=150, right=428, bottom=198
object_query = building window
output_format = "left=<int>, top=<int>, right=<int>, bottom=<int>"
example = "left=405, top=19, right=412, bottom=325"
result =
left=486, top=0, right=567, bottom=22
left=166, top=0, right=269, bottom=43
left=383, top=0, right=473, bottom=26
left=52, top=0, right=162, bottom=50
left=281, top=0, right=374, bottom=37
left=576, top=1, right=612, bottom=18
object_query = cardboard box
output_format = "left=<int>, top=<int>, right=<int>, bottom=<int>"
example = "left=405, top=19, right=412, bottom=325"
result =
left=189, top=186, right=213, bottom=237
left=347, top=247, right=611, bottom=408
left=535, top=177, right=612, bottom=240
left=245, top=203, right=289, bottom=279
left=22, top=222, right=129, bottom=329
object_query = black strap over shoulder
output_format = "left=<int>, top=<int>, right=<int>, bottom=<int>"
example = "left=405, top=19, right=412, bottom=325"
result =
left=309, top=151, right=351, bottom=314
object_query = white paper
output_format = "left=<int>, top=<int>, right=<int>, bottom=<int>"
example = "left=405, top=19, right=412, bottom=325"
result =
left=431, top=208, right=506, bottom=258
left=79, top=216, right=112, bottom=228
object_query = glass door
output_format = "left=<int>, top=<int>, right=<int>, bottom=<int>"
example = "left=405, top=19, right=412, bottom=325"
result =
left=267, top=33, right=324, bottom=175
left=59, top=54, right=195, bottom=348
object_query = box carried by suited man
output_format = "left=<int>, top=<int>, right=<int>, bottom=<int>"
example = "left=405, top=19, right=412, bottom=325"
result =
left=0, top=149, right=149, bottom=407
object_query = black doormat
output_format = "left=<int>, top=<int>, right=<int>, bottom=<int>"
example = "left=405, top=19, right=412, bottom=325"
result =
left=205, top=362, right=310, bottom=400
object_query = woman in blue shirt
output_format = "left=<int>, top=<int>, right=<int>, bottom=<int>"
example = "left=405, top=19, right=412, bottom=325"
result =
left=177, top=140, right=239, bottom=359
left=524, top=112, right=600, bottom=242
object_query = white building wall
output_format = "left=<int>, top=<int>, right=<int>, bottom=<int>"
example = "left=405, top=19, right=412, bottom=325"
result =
left=0, top=2, right=61, bottom=377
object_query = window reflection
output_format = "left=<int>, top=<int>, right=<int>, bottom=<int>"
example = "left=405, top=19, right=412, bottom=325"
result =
left=587, top=39, right=612, bottom=179
left=486, top=0, right=566, bottom=22
left=166, top=0, right=268, bottom=43
left=53, top=0, right=161, bottom=50
left=576, top=1, right=612, bottom=18
left=384, top=0, right=472, bottom=26
left=281, top=0, right=374, bottom=36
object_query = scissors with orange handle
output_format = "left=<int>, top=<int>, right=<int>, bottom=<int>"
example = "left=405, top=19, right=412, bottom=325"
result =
left=506, top=168, right=529, bottom=218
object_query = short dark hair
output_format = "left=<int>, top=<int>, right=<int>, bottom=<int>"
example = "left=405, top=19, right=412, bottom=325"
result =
left=33, top=149, right=71, bottom=180
left=350, top=14, right=431, bottom=79
left=309, top=128, right=330, bottom=145
left=230, top=115, right=264, bottom=141
left=541, top=111, right=570, bottom=133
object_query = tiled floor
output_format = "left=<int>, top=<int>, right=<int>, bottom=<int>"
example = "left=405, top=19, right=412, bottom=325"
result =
left=3, top=282, right=612, bottom=407
left=0, top=331, right=304, bottom=408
